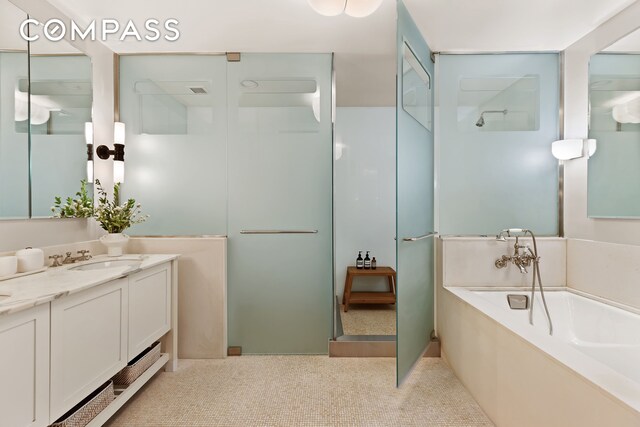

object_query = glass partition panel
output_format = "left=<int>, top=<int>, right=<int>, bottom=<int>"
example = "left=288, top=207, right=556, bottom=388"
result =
left=439, top=53, right=560, bottom=235
left=588, top=53, right=640, bottom=218
left=396, top=0, right=435, bottom=386
left=227, top=54, right=332, bottom=354
left=119, top=55, right=227, bottom=235
left=0, top=0, right=28, bottom=218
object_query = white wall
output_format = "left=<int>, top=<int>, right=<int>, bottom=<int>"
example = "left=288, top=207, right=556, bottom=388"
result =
left=334, top=107, right=395, bottom=298
left=563, top=1, right=640, bottom=245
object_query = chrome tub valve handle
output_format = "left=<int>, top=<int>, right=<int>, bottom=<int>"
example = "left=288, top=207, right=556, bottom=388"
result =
left=495, top=255, right=510, bottom=269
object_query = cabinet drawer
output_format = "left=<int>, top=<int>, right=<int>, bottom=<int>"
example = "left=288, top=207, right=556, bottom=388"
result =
left=0, top=304, right=50, bottom=427
left=128, top=262, right=171, bottom=360
left=50, top=278, right=128, bottom=422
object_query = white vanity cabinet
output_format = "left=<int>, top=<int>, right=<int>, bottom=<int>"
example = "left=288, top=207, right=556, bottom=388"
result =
left=0, top=256, right=177, bottom=427
left=128, top=263, right=171, bottom=360
left=50, top=277, right=128, bottom=422
left=0, top=304, right=50, bottom=427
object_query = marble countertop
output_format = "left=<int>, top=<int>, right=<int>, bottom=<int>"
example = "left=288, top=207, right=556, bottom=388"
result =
left=0, top=254, right=178, bottom=316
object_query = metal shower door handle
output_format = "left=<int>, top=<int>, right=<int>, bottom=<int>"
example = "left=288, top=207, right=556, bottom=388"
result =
left=240, top=229, right=319, bottom=234
left=402, top=231, right=438, bottom=242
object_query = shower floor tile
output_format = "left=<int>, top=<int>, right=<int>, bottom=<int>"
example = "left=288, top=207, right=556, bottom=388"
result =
left=339, top=303, right=396, bottom=335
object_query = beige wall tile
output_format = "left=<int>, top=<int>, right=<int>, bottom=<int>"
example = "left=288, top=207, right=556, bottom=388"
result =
left=567, top=239, right=640, bottom=310
left=128, top=237, right=227, bottom=359
left=441, top=237, right=566, bottom=287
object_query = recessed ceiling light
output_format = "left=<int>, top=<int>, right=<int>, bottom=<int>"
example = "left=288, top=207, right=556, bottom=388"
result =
left=241, top=80, right=259, bottom=88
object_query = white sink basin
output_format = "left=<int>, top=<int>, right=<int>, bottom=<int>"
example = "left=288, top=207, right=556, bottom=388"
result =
left=69, top=259, right=141, bottom=271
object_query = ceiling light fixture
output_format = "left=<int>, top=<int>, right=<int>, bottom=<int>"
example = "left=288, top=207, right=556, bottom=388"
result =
left=241, top=80, right=259, bottom=88
left=308, top=0, right=346, bottom=16
left=308, top=0, right=383, bottom=17
left=344, top=0, right=384, bottom=17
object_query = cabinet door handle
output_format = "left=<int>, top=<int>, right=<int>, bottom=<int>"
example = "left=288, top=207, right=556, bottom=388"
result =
left=402, top=231, right=438, bottom=242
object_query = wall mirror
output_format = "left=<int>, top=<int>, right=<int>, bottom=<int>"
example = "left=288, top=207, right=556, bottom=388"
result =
left=588, top=28, right=640, bottom=218
left=0, top=0, right=93, bottom=219
left=0, top=0, right=29, bottom=218
left=28, top=22, right=93, bottom=218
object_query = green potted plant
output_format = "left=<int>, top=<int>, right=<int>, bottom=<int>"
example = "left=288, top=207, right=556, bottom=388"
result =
left=95, top=179, right=149, bottom=256
left=51, top=179, right=94, bottom=218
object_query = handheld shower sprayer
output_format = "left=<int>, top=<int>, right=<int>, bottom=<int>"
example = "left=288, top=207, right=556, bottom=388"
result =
left=496, top=228, right=526, bottom=241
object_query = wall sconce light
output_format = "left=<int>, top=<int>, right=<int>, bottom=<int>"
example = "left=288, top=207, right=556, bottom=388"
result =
left=96, top=122, right=126, bottom=183
left=551, top=138, right=597, bottom=160
left=85, top=122, right=94, bottom=182
left=612, top=97, right=640, bottom=124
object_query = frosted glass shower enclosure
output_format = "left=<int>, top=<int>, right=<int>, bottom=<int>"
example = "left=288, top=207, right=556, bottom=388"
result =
left=120, top=53, right=333, bottom=354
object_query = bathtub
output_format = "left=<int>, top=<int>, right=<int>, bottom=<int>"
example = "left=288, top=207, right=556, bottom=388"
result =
left=438, top=286, right=640, bottom=427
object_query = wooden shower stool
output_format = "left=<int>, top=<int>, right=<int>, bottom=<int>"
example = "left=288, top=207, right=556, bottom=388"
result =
left=342, top=266, right=396, bottom=312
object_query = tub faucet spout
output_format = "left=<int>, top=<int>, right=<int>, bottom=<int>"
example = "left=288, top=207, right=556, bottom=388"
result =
left=514, top=259, right=528, bottom=274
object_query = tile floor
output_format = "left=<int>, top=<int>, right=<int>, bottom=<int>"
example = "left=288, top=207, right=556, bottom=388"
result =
left=105, top=356, right=493, bottom=427
left=339, top=304, right=396, bottom=335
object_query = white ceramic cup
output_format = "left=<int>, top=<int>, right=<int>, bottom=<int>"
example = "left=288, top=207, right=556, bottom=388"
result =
left=16, top=248, right=44, bottom=273
left=0, top=256, right=18, bottom=277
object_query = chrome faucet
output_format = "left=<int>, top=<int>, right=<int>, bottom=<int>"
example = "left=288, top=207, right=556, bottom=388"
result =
left=62, top=250, right=92, bottom=265
left=494, top=234, right=535, bottom=274
left=495, top=228, right=553, bottom=335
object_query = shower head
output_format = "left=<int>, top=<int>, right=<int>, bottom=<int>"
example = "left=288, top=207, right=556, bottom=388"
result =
left=476, top=109, right=508, bottom=128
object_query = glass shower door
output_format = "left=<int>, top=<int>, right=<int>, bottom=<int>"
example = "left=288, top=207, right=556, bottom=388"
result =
left=227, top=54, right=333, bottom=354
left=396, top=1, right=436, bottom=385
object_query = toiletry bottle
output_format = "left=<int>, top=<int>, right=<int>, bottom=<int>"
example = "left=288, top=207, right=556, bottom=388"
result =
left=371, top=257, right=377, bottom=269
left=356, top=251, right=364, bottom=269
left=364, top=251, right=371, bottom=269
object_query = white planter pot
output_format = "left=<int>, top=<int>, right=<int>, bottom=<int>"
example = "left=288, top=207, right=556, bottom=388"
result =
left=100, top=233, right=130, bottom=257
